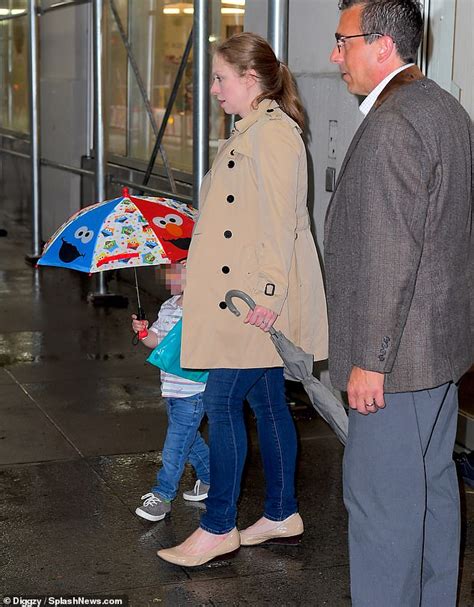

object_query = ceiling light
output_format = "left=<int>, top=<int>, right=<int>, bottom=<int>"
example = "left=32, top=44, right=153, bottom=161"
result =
left=221, top=8, right=245, bottom=14
left=222, top=0, right=245, bottom=5
left=163, top=7, right=180, bottom=14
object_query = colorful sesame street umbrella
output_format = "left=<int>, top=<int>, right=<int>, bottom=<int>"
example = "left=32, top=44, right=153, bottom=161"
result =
left=38, top=188, right=197, bottom=273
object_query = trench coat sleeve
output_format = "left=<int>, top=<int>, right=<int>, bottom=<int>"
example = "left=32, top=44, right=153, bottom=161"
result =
left=350, top=111, right=430, bottom=373
left=249, top=120, right=300, bottom=314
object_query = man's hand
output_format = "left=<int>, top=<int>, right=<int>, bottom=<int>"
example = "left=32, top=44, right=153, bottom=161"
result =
left=347, top=366, right=385, bottom=415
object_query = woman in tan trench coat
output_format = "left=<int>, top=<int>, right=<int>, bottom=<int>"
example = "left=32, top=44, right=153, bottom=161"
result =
left=158, top=33, right=328, bottom=567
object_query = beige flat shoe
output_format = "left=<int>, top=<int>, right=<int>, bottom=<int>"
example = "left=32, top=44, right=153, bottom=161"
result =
left=157, top=528, right=240, bottom=567
left=239, top=513, right=304, bottom=546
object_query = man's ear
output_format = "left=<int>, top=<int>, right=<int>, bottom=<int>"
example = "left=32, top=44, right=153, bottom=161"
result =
left=377, top=35, right=396, bottom=63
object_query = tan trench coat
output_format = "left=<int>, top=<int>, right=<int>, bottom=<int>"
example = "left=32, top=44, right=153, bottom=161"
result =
left=181, top=99, right=328, bottom=369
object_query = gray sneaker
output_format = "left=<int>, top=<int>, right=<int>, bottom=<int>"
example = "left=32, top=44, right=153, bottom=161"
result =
left=182, top=480, right=210, bottom=502
left=135, top=492, right=171, bottom=522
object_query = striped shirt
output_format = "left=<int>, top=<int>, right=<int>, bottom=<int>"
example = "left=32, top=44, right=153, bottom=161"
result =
left=149, top=295, right=206, bottom=398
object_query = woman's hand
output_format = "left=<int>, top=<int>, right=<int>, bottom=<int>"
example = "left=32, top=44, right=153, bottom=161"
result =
left=244, top=305, right=278, bottom=332
left=131, top=314, right=149, bottom=334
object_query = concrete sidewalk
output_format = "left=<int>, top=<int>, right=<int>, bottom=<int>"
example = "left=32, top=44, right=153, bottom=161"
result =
left=0, top=208, right=472, bottom=606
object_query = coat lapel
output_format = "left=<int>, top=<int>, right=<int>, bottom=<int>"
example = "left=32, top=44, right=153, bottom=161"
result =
left=329, top=66, right=425, bottom=200
left=332, top=112, right=373, bottom=194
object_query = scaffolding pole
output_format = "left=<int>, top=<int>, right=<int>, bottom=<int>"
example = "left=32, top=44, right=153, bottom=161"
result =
left=27, top=0, right=42, bottom=260
left=92, top=0, right=107, bottom=296
left=88, top=0, right=127, bottom=306
left=268, top=0, right=289, bottom=63
left=419, top=0, right=431, bottom=74
left=192, top=0, right=209, bottom=207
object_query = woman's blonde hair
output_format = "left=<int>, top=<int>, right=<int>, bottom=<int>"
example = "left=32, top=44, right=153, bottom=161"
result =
left=214, top=32, right=305, bottom=130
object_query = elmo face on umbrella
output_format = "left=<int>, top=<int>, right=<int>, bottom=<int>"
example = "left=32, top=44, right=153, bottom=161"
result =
left=130, top=196, right=195, bottom=264
left=151, top=212, right=193, bottom=260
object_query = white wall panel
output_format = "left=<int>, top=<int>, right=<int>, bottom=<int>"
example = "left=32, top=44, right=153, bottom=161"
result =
left=40, top=4, right=91, bottom=238
left=453, top=0, right=474, bottom=118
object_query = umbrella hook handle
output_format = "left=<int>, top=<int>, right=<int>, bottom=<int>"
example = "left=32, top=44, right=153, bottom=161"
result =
left=224, top=290, right=256, bottom=317
left=225, top=289, right=277, bottom=337
left=224, top=289, right=256, bottom=316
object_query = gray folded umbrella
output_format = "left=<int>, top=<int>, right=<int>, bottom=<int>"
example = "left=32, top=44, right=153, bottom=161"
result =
left=225, top=289, right=348, bottom=445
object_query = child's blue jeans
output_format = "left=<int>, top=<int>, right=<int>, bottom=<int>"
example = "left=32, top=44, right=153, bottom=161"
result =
left=152, top=392, right=210, bottom=501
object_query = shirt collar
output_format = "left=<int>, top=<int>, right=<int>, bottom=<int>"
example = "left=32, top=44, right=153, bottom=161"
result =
left=359, top=63, right=415, bottom=116
left=233, top=99, right=279, bottom=134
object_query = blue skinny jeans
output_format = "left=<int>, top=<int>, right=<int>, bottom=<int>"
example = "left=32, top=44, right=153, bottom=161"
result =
left=200, top=367, right=298, bottom=534
left=152, top=393, right=210, bottom=501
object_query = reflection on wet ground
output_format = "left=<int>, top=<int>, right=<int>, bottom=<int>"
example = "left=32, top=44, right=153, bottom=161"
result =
left=0, top=208, right=473, bottom=606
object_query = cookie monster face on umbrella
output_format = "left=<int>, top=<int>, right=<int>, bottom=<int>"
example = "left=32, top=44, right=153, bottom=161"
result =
left=38, top=190, right=197, bottom=273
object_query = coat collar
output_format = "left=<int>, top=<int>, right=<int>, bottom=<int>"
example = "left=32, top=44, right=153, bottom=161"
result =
left=374, top=65, right=425, bottom=109
left=233, top=99, right=279, bottom=135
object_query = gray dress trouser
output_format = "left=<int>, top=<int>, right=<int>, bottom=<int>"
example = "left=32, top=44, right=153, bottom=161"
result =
left=344, top=382, right=460, bottom=607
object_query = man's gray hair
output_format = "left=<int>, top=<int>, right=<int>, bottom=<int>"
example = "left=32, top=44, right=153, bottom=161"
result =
left=338, top=0, right=423, bottom=63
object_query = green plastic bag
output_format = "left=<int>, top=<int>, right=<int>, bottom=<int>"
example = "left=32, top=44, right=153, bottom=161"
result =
left=147, top=319, right=208, bottom=383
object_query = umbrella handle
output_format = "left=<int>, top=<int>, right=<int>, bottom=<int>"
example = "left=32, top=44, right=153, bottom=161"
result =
left=137, top=307, right=148, bottom=340
left=132, top=307, right=148, bottom=345
left=225, top=289, right=278, bottom=337
left=224, top=290, right=256, bottom=317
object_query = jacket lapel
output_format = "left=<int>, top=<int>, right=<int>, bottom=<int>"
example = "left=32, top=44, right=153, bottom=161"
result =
left=332, top=111, right=373, bottom=194
left=325, top=112, right=373, bottom=233
left=331, top=65, right=425, bottom=196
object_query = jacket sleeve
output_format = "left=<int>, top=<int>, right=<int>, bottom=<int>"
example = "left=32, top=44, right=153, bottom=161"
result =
left=350, top=111, right=430, bottom=373
left=249, top=119, right=301, bottom=314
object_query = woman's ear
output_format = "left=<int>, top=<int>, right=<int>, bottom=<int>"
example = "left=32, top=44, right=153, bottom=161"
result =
left=245, top=69, right=259, bottom=88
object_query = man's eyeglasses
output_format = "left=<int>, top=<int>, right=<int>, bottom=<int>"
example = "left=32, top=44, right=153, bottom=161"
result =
left=334, top=32, right=383, bottom=52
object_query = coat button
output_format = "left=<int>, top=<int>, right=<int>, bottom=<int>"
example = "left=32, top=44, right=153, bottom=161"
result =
left=222, top=266, right=230, bottom=274
left=227, top=160, right=235, bottom=168
left=266, top=108, right=274, bottom=113
left=224, top=230, right=232, bottom=238
left=230, top=149, right=235, bottom=155
left=219, top=301, right=227, bottom=309
left=227, top=195, right=235, bottom=203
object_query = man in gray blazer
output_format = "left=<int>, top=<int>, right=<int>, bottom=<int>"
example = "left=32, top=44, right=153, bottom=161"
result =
left=325, top=1, right=473, bottom=605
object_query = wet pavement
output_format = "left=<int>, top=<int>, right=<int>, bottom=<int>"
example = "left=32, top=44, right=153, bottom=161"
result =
left=0, top=207, right=473, bottom=606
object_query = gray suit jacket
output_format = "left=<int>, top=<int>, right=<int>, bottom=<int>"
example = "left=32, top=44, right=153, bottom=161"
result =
left=324, top=66, right=473, bottom=393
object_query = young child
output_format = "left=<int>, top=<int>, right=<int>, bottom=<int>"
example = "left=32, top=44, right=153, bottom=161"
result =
left=131, top=264, right=210, bottom=522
